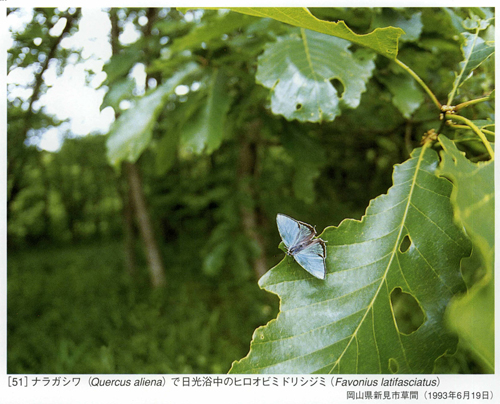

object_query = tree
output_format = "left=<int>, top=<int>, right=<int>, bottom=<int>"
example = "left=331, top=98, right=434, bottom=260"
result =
left=108, top=8, right=167, bottom=287
left=104, top=7, right=494, bottom=373
left=7, top=8, right=81, bottom=217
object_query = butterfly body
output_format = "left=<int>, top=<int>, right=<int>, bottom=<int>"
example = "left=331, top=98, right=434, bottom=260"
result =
left=276, top=214, right=327, bottom=280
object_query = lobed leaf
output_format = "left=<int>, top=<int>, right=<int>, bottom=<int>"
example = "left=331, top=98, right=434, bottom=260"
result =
left=225, top=7, right=403, bottom=59
left=437, top=135, right=494, bottom=372
left=437, top=136, right=493, bottom=263
left=230, top=145, right=471, bottom=374
left=256, top=29, right=376, bottom=122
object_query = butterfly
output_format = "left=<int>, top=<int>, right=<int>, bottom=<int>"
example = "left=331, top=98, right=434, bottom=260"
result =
left=276, top=213, right=327, bottom=280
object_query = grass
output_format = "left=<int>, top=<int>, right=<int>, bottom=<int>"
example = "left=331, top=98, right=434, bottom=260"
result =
left=7, top=241, right=278, bottom=374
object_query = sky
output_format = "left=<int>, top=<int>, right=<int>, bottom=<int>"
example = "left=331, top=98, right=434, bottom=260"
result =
left=7, top=8, right=146, bottom=151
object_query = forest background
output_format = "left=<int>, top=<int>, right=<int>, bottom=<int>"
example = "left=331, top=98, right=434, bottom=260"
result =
left=6, top=7, right=494, bottom=374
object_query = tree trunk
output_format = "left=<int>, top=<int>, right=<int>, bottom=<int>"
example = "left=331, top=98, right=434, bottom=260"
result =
left=109, top=9, right=138, bottom=276
left=238, top=120, right=268, bottom=279
left=110, top=9, right=166, bottom=286
left=118, top=174, right=136, bottom=275
left=125, top=162, right=166, bottom=287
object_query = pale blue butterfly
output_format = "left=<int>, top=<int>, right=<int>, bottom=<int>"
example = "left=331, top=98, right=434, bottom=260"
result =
left=276, top=214, right=327, bottom=280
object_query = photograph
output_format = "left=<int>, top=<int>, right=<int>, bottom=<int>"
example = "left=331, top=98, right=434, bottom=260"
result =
left=4, top=4, right=495, bottom=402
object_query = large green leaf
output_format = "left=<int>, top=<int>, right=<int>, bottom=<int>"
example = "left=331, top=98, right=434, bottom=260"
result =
left=230, top=145, right=471, bottom=374
left=225, top=8, right=404, bottom=59
left=180, top=68, right=231, bottom=154
left=437, top=135, right=494, bottom=372
left=106, top=62, right=199, bottom=167
left=437, top=136, right=493, bottom=262
left=256, top=29, right=376, bottom=122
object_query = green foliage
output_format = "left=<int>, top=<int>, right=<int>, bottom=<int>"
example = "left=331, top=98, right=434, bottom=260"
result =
left=230, top=145, right=471, bottom=373
left=280, top=128, right=326, bottom=203
left=169, top=11, right=258, bottom=53
left=102, top=45, right=144, bottom=86
left=8, top=243, right=277, bottom=373
left=438, top=136, right=493, bottom=264
left=180, top=68, right=232, bottom=153
left=7, top=8, right=82, bottom=72
left=100, top=78, right=136, bottom=112
left=378, top=73, right=424, bottom=119
left=106, top=62, right=199, bottom=167
left=8, top=135, right=122, bottom=247
left=155, top=127, right=179, bottom=176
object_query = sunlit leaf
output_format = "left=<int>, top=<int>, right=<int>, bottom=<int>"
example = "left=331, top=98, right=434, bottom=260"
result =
left=102, top=46, right=143, bottom=86
left=100, top=78, right=135, bottom=111
left=256, top=29, right=376, bottom=122
left=230, top=145, right=471, bottom=374
left=437, top=135, right=494, bottom=372
left=180, top=68, right=231, bottom=154
left=106, top=62, right=199, bottom=167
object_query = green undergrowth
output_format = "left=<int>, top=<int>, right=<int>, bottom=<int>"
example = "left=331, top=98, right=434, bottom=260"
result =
left=7, top=241, right=278, bottom=373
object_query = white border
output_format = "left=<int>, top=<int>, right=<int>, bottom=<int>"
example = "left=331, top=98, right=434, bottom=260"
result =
left=1, top=1, right=498, bottom=403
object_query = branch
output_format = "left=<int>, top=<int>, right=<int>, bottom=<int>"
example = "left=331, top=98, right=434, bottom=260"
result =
left=455, top=95, right=492, bottom=111
left=445, top=113, right=495, bottom=160
left=394, top=59, right=442, bottom=111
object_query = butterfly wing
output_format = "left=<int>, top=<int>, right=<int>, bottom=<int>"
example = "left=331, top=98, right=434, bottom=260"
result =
left=276, top=214, right=315, bottom=250
left=292, top=239, right=327, bottom=280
